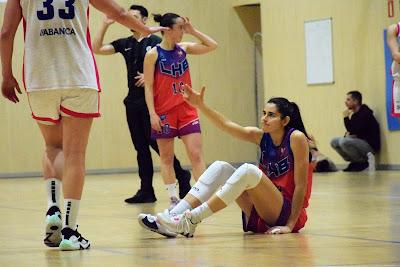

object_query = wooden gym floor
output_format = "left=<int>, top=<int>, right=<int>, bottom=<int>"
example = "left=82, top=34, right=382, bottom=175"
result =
left=0, top=170, right=399, bottom=266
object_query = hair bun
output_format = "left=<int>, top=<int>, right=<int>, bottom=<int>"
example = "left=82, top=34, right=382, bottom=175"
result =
left=153, top=14, right=163, bottom=23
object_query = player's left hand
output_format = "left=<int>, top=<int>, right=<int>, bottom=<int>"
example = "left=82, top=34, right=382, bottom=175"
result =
left=182, top=17, right=195, bottom=34
left=266, top=226, right=292, bottom=235
left=135, top=71, right=145, bottom=87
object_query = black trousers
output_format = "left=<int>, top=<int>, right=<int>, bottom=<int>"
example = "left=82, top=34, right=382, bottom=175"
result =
left=125, top=104, right=186, bottom=193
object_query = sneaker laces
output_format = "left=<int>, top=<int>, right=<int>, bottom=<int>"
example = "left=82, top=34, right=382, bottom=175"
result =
left=176, top=211, right=193, bottom=234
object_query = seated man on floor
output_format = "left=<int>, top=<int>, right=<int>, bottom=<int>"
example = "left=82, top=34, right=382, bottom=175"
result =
left=330, top=91, right=380, bottom=172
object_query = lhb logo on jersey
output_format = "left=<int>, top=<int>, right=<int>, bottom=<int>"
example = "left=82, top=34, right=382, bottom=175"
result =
left=159, top=58, right=189, bottom=78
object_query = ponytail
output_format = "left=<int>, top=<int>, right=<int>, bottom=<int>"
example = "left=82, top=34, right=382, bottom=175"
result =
left=267, top=98, right=309, bottom=138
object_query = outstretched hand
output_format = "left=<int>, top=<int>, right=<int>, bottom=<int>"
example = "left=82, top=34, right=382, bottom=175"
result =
left=182, top=84, right=205, bottom=107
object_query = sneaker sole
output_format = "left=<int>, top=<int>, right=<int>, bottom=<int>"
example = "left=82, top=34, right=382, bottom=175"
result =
left=137, top=215, right=177, bottom=238
left=59, top=239, right=91, bottom=251
left=44, top=215, right=62, bottom=247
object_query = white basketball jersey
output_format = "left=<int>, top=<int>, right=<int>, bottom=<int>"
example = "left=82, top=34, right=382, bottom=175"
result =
left=20, top=0, right=100, bottom=92
left=390, top=22, right=400, bottom=116
left=391, top=22, right=400, bottom=80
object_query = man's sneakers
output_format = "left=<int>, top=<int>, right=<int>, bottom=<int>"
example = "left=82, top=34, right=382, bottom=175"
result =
left=124, top=189, right=157, bottom=204
left=44, top=206, right=62, bottom=247
left=343, top=162, right=369, bottom=172
left=59, top=226, right=91, bottom=251
left=157, top=210, right=198, bottom=238
left=137, top=213, right=177, bottom=238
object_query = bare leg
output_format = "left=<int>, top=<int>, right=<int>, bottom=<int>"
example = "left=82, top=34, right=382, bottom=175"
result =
left=181, top=133, right=206, bottom=181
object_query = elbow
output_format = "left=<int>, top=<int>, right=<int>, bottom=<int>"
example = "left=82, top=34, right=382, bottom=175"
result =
left=209, top=41, right=218, bottom=52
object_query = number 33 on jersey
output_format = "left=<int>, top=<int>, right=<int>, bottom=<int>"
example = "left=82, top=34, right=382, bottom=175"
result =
left=20, top=0, right=100, bottom=92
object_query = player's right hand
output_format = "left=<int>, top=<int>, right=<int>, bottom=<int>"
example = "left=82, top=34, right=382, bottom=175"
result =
left=1, top=76, right=22, bottom=103
left=150, top=113, right=162, bottom=132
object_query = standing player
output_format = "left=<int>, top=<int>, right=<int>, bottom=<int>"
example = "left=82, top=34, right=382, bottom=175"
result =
left=144, top=13, right=217, bottom=207
left=387, top=22, right=400, bottom=118
left=139, top=85, right=313, bottom=238
left=1, top=0, right=165, bottom=250
left=92, top=5, right=191, bottom=204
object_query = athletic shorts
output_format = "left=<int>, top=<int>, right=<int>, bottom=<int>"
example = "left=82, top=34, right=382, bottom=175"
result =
left=391, top=61, right=400, bottom=117
left=27, top=88, right=100, bottom=125
left=242, top=198, right=308, bottom=233
left=152, top=101, right=201, bottom=139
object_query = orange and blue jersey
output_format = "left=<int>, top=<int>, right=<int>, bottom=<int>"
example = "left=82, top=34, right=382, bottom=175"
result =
left=153, top=44, right=191, bottom=114
left=258, top=128, right=313, bottom=229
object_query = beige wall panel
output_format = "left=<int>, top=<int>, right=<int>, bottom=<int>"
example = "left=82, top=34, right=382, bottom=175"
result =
left=0, top=0, right=258, bottom=174
left=261, top=0, right=400, bottom=165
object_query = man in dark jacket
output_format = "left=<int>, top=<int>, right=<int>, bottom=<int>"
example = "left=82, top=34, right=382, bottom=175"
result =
left=331, top=91, right=381, bottom=172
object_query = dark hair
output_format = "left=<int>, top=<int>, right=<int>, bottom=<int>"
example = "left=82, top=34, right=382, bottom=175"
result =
left=347, top=91, right=362, bottom=104
left=129, top=5, right=148, bottom=18
left=153, top=13, right=180, bottom=28
left=267, top=97, right=309, bottom=138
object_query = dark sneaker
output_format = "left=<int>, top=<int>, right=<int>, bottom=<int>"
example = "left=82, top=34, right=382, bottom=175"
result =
left=124, top=190, right=157, bottom=204
left=352, top=161, right=369, bottom=172
left=44, top=206, right=62, bottom=247
left=343, top=162, right=357, bottom=172
left=177, top=170, right=191, bottom=199
left=59, top=227, right=90, bottom=251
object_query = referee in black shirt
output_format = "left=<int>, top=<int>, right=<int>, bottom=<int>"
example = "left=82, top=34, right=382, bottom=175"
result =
left=93, top=5, right=191, bottom=203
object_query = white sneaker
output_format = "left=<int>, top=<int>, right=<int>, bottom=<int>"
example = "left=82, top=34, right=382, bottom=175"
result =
left=44, top=206, right=62, bottom=247
left=157, top=210, right=198, bottom=238
left=59, top=227, right=90, bottom=251
left=137, top=213, right=177, bottom=238
left=367, top=152, right=376, bottom=173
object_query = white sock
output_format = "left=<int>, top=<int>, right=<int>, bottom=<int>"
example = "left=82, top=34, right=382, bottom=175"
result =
left=170, top=199, right=192, bottom=215
left=166, top=183, right=178, bottom=198
left=46, top=178, right=60, bottom=209
left=63, top=199, right=80, bottom=230
left=190, top=202, right=213, bottom=224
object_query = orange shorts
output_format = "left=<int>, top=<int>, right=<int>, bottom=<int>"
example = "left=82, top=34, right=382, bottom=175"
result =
left=152, top=102, right=201, bottom=139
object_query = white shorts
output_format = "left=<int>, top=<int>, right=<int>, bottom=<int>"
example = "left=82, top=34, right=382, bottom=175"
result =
left=27, top=88, right=100, bottom=125
left=391, top=61, right=400, bottom=117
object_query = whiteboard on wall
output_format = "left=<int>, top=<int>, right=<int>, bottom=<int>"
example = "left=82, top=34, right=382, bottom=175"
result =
left=304, top=18, right=334, bottom=85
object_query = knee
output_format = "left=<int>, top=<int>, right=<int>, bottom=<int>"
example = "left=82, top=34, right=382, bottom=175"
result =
left=187, top=148, right=203, bottom=164
left=160, top=152, right=175, bottom=165
left=330, top=137, right=341, bottom=148
left=339, top=137, right=353, bottom=148
left=235, top=163, right=263, bottom=187
left=212, top=161, right=235, bottom=172
left=45, top=143, right=62, bottom=154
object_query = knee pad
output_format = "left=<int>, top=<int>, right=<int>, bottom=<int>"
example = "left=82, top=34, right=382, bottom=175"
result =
left=188, top=161, right=236, bottom=202
left=226, top=163, right=262, bottom=188
left=216, top=163, right=263, bottom=205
